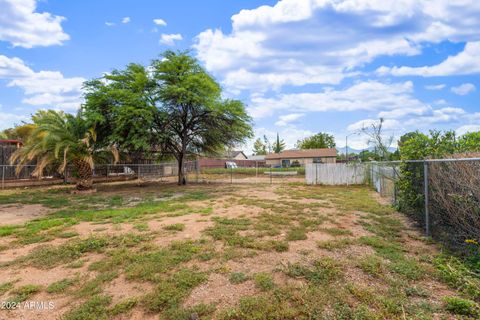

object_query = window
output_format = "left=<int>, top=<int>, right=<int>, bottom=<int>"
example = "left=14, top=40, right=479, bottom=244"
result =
left=313, top=157, right=323, bottom=164
left=281, top=159, right=291, bottom=167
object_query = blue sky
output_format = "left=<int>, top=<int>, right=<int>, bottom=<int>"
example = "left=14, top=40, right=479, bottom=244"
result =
left=0, top=0, right=479, bottom=152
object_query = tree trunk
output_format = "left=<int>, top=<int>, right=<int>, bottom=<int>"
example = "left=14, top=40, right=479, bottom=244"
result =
left=177, top=152, right=186, bottom=185
left=73, top=159, right=93, bottom=190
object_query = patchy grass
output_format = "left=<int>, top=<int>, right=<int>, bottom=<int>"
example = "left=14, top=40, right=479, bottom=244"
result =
left=163, top=223, right=185, bottom=232
left=283, top=258, right=343, bottom=284
left=253, top=272, right=275, bottom=291
left=286, top=227, right=307, bottom=241
left=317, top=238, right=353, bottom=251
left=229, top=272, right=249, bottom=284
left=443, top=296, right=480, bottom=317
left=0, top=182, right=478, bottom=319
left=46, top=277, right=79, bottom=294
left=8, top=284, right=42, bottom=303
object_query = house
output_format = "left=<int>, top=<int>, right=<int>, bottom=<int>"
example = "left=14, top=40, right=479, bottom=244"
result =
left=225, top=151, right=248, bottom=160
left=0, top=139, right=23, bottom=148
left=265, top=148, right=337, bottom=167
left=247, top=154, right=266, bottom=161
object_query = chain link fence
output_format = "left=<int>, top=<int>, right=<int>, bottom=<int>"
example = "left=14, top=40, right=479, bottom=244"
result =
left=366, top=158, right=480, bottom=254
left=194, top=163, right=305, bottom=184
left=0, top=162, right=197, bottom=188
left=0, top=160, right=305, bottom=188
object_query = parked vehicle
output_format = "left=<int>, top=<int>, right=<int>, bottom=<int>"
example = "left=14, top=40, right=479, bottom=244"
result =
left=225, top=161, right=238, bottom=169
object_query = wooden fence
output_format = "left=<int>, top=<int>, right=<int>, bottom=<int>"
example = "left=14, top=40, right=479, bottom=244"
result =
left=305, top=163, right=366, bottom=185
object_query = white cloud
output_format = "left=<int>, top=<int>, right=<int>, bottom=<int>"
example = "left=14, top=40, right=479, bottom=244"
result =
left=153, top=18, right=167, bottom=26
left=248, top=81, right=427, bottom=119
left=347, top=118, right=401, bottom=132
left=274, top=113, right=304, bottom=127
left=160, top=33, right=182, bottom=46
left=122, top=17, right=131, bottom=24
left=451, top=83, right=476, bottom=95
left=405, top=107, right=466, bottom=127
left=425, top=84, right=445, bottom=90
left=195, top=0, right=480, bottom=92
left=378, top=42, right=480, bottom=77
left=457, top=125, right=480, bottom=136
left=0, top=0, right=69, bottom=48
left=250, top=126, right=314, bottom=151
left=0, top=55, right=85, bottom=111
left=105, top=22, right=116, bottom=27
left=0, top=112, right=28, bottom=130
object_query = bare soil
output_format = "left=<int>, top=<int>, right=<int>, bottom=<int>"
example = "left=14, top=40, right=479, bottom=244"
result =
left=0, top=204, right=52, bottom=226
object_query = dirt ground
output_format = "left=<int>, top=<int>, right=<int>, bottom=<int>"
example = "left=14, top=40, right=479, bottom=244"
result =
left=0, top=204, right=53, bottom=226
left=0, top=181, right=478, bottom=319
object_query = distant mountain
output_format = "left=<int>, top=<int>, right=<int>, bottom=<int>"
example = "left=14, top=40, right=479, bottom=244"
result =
left=337, top=146, right=397, bottom=154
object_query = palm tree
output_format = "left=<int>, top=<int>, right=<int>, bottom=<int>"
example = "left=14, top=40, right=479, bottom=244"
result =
left=11, top=110, right=117, bottom=191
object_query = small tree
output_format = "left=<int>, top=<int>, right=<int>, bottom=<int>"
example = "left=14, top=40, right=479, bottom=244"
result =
left=263, top=135, right=272, bottom=153
left=252, top=138, right=267, bottom=155
left=272, top=133, right=286, bottom=153
left=296, top=132, right=335, bottom=149
left=361, top=118, right=393, bottom=161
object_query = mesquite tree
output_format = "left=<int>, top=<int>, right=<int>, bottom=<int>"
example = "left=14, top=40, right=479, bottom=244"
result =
left=83, top=51, right=252, bottom=185
left=153, top=51, right=252, bottom=184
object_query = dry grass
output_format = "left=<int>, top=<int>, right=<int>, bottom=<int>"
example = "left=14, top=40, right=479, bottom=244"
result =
left=0, top=181, right=478, bottom=319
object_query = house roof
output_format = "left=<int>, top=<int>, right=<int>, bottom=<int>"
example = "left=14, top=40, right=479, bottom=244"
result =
left=265, top=148, right=337, bottom=160
left=226, top=150, right=246, bottom=158
left=0, top=139, right=23, bottom=146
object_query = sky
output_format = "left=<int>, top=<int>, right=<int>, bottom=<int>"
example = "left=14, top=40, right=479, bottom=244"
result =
left=0, top=0, right=479, bottom=153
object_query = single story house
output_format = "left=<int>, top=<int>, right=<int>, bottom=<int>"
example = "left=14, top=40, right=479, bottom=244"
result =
left=225, top=151, right=248, bottom=160
left=265, top=148, right=337, bottom=167
left=247, top=154, right=266, bottom=161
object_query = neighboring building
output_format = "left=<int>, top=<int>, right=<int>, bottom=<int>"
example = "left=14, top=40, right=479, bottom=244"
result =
left=265, top=148, right=337, bottom=167
left=247, top=154, right=266, bottom=161
left=0, top=139, right=23, bottom=165
left=225, top=151, right=248, bottom=160
left=0, top=139, right=23, bottom=148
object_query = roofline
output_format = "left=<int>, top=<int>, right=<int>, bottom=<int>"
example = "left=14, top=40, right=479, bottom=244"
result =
left=265, top=155, right=337, bottom=160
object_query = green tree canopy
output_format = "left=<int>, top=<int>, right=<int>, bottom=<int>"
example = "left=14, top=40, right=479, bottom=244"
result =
left=458, top=131, right=480, bottom=152
left=296, top=132, right=335, bottom=149
left=272, top=133, right=286, bottom=153
left=11, top=110, right=117, bottom=191
left=1, top=124, right=36, bottom=142
left=252, top=138, right=267, bottom=155
left=153, top=51, right=252, bottom=183
left=83, top=51, right=253, bottom=184
left=82, top=63, right=159, bottom=162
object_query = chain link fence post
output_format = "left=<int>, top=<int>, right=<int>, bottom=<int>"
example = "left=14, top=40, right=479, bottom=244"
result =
left=2, top=166, right=4, bottom=190
left=424, top=161, right=430, bottom=237
left=270, top=165, right=272, bottom=185
left=393, top=167, right=397, bottom=205
left=196, top=159, right=199, bottom=183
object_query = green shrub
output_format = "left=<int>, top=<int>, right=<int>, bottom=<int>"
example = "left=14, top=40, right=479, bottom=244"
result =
left=443, top=296, right=479, bottom=316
